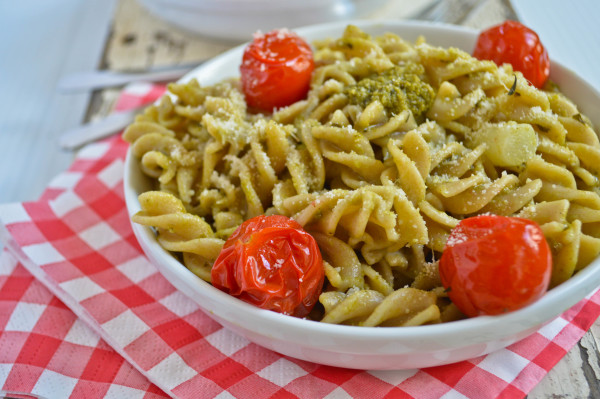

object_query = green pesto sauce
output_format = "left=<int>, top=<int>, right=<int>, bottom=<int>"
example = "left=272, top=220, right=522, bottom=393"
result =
left=345, top=63, right=434, bottom=119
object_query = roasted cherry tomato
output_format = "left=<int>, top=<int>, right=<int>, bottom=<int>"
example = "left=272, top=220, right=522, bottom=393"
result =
left=439, top=214, right=552, bottom=317
left=473, top=20, right=550, bottom=89
left=240, top=29, right=314, bottom=112
left=211, top=215, right=324, bottom=317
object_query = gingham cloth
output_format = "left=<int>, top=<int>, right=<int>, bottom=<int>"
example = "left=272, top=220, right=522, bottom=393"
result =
left=1, top=83, right=600, bottom=399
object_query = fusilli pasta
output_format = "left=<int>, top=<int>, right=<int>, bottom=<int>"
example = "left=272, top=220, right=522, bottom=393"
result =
left=124, top=25, right=600, bottom=326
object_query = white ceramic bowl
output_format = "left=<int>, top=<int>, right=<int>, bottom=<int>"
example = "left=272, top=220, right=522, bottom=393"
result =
left=124, top=20, right=600, bottom=370
left=139, top=0, right=389, bottom=42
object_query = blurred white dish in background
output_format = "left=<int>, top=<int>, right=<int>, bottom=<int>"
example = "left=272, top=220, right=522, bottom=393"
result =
left=124, top=20, right=600, bottom=370
left=138, top=0, right=390, bottom=41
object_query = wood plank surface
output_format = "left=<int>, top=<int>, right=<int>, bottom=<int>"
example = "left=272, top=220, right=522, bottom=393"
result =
left=0, top=0, right=117, bottom=203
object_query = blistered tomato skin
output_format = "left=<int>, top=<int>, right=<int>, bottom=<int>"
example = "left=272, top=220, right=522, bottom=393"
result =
left=240, top=29, right=314, bottom=112
left=211, top=215, right=324, bottom=318
left=439, top=214, right=552, bottom=317
left=473, top=20, right=550, bottom=89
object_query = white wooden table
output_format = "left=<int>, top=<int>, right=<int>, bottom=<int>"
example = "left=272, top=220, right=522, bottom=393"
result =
left=1, top=0, right=599, bottom=396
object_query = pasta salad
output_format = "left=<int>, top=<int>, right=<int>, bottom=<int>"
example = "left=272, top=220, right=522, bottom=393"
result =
left=124, top=24, right=600, bottom=327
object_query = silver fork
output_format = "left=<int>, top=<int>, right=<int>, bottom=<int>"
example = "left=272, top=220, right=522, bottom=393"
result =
left=57, top=62, right=198, bottom=92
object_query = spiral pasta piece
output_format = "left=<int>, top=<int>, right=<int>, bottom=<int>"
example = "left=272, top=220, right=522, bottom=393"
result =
left=132, top=191, right=225, bottom=282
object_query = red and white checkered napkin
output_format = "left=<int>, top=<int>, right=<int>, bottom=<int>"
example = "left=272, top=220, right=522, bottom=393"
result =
left=1, top=83, right=600, bottom=399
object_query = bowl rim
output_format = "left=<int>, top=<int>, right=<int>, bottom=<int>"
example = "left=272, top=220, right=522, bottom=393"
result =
left=124, top=19, right=600, bottom=344
left=143, top=0, right=356, bottom=12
